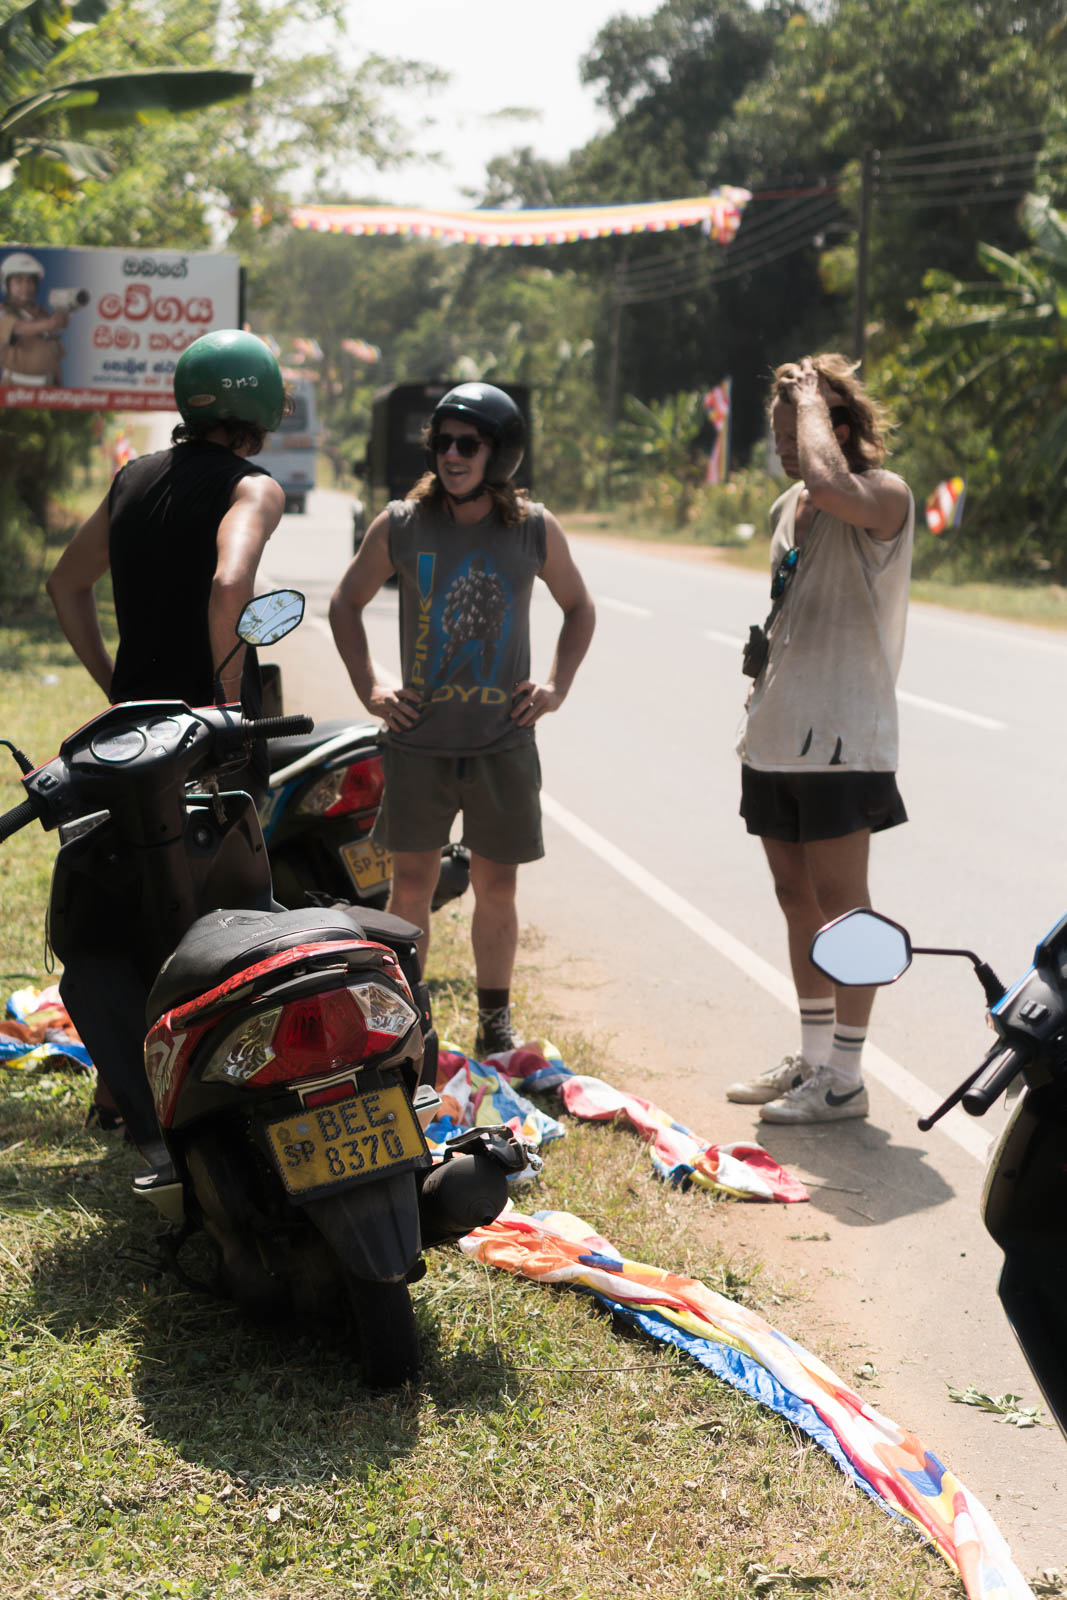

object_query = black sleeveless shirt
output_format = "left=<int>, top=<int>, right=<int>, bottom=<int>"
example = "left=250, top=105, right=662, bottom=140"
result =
left=108, top=441, right=268, bottom=710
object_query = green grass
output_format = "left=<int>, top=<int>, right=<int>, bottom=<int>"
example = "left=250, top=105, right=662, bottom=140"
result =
left=0, top=550, right=116, bottom=984
left=0, top=536, right=978, bottom=1600
left=0, top=1016, right=963, bottom=1600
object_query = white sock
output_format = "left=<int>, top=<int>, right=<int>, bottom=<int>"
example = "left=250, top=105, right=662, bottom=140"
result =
left=828, top=1023, right=866, bottom=1089
left=799, top=998, right=834, bottom=1067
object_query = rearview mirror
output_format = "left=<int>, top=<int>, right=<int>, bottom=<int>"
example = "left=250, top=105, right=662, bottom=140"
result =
left=236, top=589, right=305, bottom=647
left=810, top=908, right=912, bottom=987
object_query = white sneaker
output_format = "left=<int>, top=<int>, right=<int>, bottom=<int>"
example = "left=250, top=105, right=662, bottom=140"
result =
left=725, top=1054, right=813, bottom=1105
left=759, top=1066, right=869, bottom=1124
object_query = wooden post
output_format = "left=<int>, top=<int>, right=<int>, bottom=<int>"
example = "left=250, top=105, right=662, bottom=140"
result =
left=853, top=147, right=875, bottom=366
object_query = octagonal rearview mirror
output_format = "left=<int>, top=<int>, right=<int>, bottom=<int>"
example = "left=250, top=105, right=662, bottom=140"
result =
left=810, top=908, right=912, bottom=988
left=236, top=589, right=306, bottom=647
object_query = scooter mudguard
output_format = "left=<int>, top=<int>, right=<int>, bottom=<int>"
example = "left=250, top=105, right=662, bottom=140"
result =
left=302, top=1170, right=421, bottom=1283
left=982, top=1087, right=1067, bottom=1437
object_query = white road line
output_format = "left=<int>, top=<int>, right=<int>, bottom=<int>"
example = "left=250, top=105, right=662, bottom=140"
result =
left=595, top=594, right=654, bottom=618
left=897, top=690, right=1005, bottom=731
left=303, top=597, right=991, bottom=1159
left=699, top=625, right=1005, bottom=730
left=540, top=789, right=992, bottom=1163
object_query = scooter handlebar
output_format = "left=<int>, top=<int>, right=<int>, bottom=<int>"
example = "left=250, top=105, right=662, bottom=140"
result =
left=0, top=797, right=39, bottom=844
left=241, top=715, right=315, bottom=740
left=962, top=1042, right=1029, bottom=1116
left=212, top=713, right=315, bottom=759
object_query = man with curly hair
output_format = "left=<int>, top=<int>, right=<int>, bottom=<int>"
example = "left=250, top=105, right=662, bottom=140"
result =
left=728, top=354, right=914, bottom=1124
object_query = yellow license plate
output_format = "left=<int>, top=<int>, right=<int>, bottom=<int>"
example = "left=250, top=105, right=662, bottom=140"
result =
left=266, top=1084, right=427, bottom=1198
left=341, top=837, right=393, bottom=893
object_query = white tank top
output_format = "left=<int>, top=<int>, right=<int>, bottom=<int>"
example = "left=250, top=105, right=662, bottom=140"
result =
left=737, top=479, right=914, bottom=773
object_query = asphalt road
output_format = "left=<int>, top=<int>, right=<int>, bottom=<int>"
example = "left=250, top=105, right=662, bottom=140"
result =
left=259, top=486, right=1066, bottom=1579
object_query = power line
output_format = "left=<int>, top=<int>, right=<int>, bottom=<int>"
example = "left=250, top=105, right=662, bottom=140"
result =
left=613, top=207, right=848, bottom=304
left=877, top=150, right=1046, bottom=183
left=878, top=185, right=1061, bottom=211
left=876, top=121, right=1065, bottom=160
left=610, top=190, right=837, bottom=290
left=612, top=195, right=843, bottom=301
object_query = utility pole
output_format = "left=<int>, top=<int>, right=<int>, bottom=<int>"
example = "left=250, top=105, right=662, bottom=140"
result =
left=606, top=250, right=630, bottom=428
left=852, top=147, right=875, bottom=366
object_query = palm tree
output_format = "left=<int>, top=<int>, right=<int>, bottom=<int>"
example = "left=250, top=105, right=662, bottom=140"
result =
left=612, top=390, right=711, bottom=526
left=918, top=194, right=1067, bottom=525
left=0, top=0, right=252, bottom=195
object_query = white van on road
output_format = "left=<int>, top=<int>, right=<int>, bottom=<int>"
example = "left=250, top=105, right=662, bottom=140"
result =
left=259, top=376, right=318, bottom=513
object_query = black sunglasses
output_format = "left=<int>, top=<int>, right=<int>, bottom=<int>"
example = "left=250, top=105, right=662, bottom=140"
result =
left=431, top=431, right=485, bottom=458
left=770, top=546, right=799, bottom=599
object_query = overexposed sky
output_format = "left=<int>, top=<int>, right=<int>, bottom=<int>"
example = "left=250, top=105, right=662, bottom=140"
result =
left=343, top=1, right=663, bottom=209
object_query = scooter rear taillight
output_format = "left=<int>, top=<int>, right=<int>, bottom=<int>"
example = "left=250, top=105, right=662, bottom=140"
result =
left=295, top=756, right=384, bottom=818
left=200, top=979, right=418, bottom=1087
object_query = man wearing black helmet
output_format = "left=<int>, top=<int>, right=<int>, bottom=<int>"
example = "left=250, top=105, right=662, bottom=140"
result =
left=330, top=381, right=596, bottom=1057
left=46, top=329, right=287, bottom=1172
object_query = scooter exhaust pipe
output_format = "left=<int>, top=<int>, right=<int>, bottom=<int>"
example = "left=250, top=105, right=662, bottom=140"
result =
left=417, top=1154, right=510, bottom=1247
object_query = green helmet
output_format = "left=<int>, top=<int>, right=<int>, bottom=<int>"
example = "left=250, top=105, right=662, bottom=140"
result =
left=173, top=329, right=285, bottom=432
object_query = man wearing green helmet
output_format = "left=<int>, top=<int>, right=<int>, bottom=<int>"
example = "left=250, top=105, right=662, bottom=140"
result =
left=49, top=328, right=287, bottom=717
left=45, top=328, right=288, bottom=1172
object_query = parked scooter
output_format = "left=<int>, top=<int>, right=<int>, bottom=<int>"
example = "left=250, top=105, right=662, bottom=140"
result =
left=809, top=907, right=1067, bottom=1438
left=257, top=666, right=470, bottom=914
left=0, top=591, right=523, bottom=1387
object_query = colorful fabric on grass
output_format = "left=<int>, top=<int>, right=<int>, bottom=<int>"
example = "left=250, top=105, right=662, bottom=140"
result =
left=461, top=1210, right=1032, bottom=1600
left=558, top=1073, right=808, bottom=1202
left=425, top=1045, right=566, bottom=1179
left=1, top=985, right=92, bottom=1072
left=477, top=1043, right=806, bottom=1204
left=287, top=191, right=751, bottom=249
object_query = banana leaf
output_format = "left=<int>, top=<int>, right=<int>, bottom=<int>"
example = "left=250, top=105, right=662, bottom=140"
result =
left=3, top=69, right=254, bottom=136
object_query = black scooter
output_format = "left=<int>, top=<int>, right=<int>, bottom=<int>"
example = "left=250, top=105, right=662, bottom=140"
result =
left=258, top=667, right=470, bottom=914
left=810, top=907, right=1067, bottom=1439
left=0, top=590, right=522, bottom=1387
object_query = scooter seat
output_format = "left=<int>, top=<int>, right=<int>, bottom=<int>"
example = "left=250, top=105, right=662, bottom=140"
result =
left=145, top=904, right=421, bottom=1025
left=268, top=719, right=378, bottom=773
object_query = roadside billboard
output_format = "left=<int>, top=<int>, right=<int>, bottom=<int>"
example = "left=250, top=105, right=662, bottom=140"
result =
left=0, top=245, right=240, bottom=411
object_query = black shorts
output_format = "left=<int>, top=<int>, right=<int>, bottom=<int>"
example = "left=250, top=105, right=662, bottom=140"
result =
left=374, top=742, right=544, bottom=865
left=740, top=764, right=907, bottom=843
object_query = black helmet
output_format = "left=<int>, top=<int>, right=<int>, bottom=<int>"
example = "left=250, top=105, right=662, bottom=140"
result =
left=430, top=382, right=525, bottom=485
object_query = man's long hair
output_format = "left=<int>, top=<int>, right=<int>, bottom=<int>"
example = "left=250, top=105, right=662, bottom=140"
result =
left=171, top=418, right=267, bottom=455
left=770, top=352, right=893, bottom=471
left=407, top=463, right=530, bottom=526
left=170, top=388, right=293, bottom=457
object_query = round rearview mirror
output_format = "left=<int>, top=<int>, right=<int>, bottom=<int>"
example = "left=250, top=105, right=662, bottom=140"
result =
left=237, top=589, right=305, bottom=647
left=810, top=908, right=912, bottom=988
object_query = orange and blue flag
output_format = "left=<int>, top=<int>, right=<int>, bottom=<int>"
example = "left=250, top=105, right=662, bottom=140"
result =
left=704, top=378, right=732, bottom=484
left=925, top=476, right=966, bottom=535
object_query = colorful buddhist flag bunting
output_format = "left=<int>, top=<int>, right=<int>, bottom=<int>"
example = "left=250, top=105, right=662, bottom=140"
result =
left=925, top=476, right=966, bottom=535
left=461, top=1210, right=1034, bottom=1600
left=286, top=190, right=751, bottom=249
left=341, top=338, right=381, bottom=363
left=704, top=378, right=732, bottom=485
left=290, top=336, right=323, bottom=362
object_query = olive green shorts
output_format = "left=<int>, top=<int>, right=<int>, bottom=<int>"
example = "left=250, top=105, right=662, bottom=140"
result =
left=374, top=742, right=544, bottom=865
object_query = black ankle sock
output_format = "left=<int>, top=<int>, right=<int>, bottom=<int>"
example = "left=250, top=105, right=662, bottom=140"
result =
left=477, top=988, right=510, bottom=1017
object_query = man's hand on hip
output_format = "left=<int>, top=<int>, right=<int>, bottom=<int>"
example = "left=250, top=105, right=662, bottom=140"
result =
left=510, top=679, right=562, bottom=726
left=369, top=684, right=422, bottom=732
